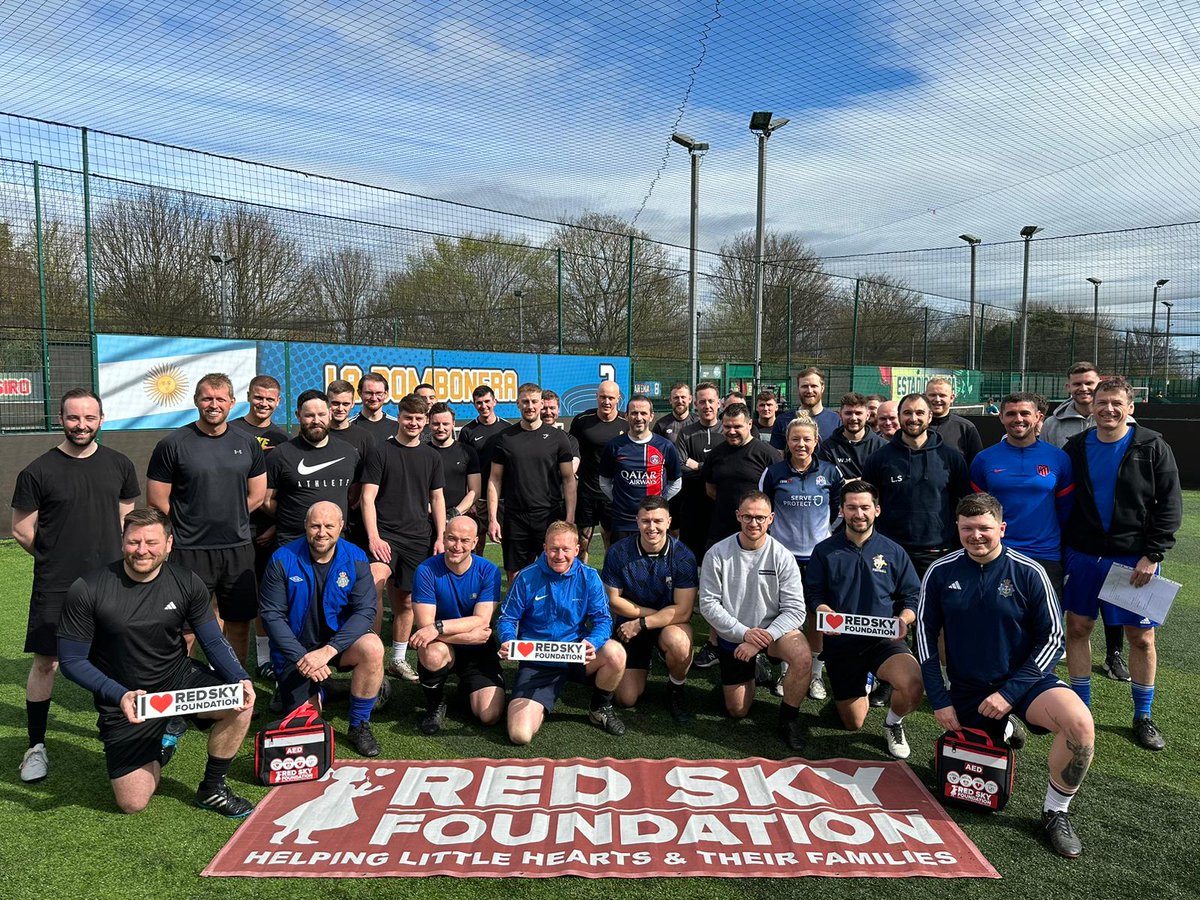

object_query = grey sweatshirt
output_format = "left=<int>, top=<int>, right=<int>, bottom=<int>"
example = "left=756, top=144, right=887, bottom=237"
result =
left=698, top=533, right=807, bottom=644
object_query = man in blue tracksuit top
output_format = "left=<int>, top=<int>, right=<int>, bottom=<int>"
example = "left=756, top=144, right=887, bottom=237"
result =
left=260, top=501, right=385, bottom=757
left=861, top=392, right=970, bottom=577
left=969, top=391, right=1074, bottom=593
left=917, top=492, right=1095, bottom=859
left=805, top=479, right=924, bottom=760
left=497, top=521, right=627, bottom=745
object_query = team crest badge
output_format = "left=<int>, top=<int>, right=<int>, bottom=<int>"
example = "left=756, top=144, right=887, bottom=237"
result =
left=816, top=475, right=827, bottom=486
left=997, top=578, right=1015, bottom=598
left=1037, top=465, right=1050, bottom=477
left=872, top=554, right=888, bottom=572
left=336, top=572, right=350, bottom=589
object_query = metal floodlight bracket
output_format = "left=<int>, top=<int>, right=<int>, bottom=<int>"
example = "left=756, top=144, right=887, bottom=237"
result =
left=749, top=111, right=773, bottom=132
left=1086, top=277, right=1102, bottom=286
left=959, top=233, right=981, bottom=245
left=1019, top=225, right=1042, bottom=238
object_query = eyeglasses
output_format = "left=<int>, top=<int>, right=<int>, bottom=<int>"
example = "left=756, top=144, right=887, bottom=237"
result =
left=739, top=514, right=771, bottom=524
left=361, top=391, right=387, bottom=398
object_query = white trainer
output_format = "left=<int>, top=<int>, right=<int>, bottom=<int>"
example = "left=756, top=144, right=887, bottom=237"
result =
left=20, top=743, right=48, bottom=782
left=884, top=722, right=911, bottom=759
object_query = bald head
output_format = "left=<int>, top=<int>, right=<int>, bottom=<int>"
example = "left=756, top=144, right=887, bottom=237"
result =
left=876, top=400, right=900, bottom=438
left=304, top=501, right=344, bottom=560
left=444, top=513, right=480, bottom=569
left=305, top=500, right=344, bottom=527
left=596, top=380, right=621, bottom=421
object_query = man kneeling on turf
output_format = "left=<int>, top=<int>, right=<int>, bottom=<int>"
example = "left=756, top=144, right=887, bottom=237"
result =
left=411, top=515, right=505, bottom=735
left=260, top=501, right=385, bottom=757
left=601, top=496, right=699, bottom=723
left=805, top=480, right=924, bottom=759
left=917, top=493, right=1095, bottom=858
left=497, top=521, right=627, bottom=744
left=698, top=490, right=811, bottom=752
left=57, top=508, right=256, bottom=817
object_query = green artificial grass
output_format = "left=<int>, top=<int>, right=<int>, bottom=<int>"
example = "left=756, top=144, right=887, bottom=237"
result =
left=2, top=504, right=1199, bottom=899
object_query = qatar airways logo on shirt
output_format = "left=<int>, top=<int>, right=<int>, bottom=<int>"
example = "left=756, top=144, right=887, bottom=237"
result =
left=621, top=470, right=663, bottom=488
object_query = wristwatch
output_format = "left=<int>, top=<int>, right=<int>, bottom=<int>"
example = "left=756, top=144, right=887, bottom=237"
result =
left=638, top=616, right=647, bottom=631
left=434, top=619, right=445, bottom=635
left=1145, top=551, right=1164, bottom=563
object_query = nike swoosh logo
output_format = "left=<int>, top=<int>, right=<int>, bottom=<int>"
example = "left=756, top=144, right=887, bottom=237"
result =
left=474, top=435, right=484, bottom=442
left=296, top=457, right=346, bottom=475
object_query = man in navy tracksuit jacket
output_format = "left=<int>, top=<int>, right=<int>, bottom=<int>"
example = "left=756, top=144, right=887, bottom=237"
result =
left=860, top=393, right=970, bottom=576
left=498, top=521, right=627, bottom=744
left=259, top=501, right=385, bottom=757
left=917, top=492, right=1095, bottom=859
left=805, top=479, right=923, bottom=759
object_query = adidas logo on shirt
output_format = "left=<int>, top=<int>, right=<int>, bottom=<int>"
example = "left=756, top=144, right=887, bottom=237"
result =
left=163, top=601, right=177, bottom=611
left=947, top=581, right=962, bottom=590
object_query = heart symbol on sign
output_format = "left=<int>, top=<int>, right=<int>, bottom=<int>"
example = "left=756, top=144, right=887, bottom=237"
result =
left=516, top=641, right=535, bottom=658
left=376, top=768, right=395, bottom=776
left=149, top=694, right=173, bottom=713
left=825, top=614, right=844, bottom=631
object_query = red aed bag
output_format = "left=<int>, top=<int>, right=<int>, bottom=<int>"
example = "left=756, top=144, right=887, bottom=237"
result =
left=254, top=700, right=334, bottom=786
left=935, top=727, right=1015, bottom=812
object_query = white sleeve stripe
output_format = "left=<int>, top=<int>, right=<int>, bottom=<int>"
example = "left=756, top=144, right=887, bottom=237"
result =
left=1011, top=551, right=1065, bottom=672
left=915, top=550, right=964, bottom=661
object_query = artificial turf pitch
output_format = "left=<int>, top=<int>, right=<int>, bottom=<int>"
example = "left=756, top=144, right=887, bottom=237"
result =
left=2, top=500, right=1199, bottom=900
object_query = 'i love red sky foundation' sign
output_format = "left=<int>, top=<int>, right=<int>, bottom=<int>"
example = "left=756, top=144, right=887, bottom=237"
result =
left=204, top=757, right=998, bottom=879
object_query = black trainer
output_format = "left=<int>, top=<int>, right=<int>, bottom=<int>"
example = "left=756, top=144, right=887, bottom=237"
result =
left=589, top=704, right=626, bottom=736
left=754, top=653, right=773, bottom=686
left=347, top=721, right=381, bottom=757
left=1006, top=715, right=1027, bottom=750
left=1103, top=651, right=1131, bottom=682
left=1133, top=717, right=1165, bottom=751
left=257, top=660, right=276, bottom=682
left=869, top=681, right=892, bottom=708
left=666, top=684, right=692, bottom=724
left=779, top=718, right=808, bottom=753
left=420, top=702, right=448, bottom=736
left=195, top=782, right=254, bottom=819
left=693, top=644, right=719, bottom=668
left=375, top=677, right=392, bottom=712
left=1042, top=810, right=1083, bottom=858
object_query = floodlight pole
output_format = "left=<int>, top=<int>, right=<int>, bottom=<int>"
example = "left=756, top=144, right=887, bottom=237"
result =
left=1163, top=300, right=1175, bottom=390
left=750, top=112, right=788, bottom=398
left=1017, top=225, right=1041, bottom=390
left=1086, top=277, right=1102, bottom=364
left=960, top=234, right=981, bottom=369
left=1149, top=279, right=1168, bottom=378
left=673, top=132, right=709, bottom=392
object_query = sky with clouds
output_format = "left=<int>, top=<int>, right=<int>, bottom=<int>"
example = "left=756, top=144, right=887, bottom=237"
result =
left=3, top=0, right=1200, bottom=333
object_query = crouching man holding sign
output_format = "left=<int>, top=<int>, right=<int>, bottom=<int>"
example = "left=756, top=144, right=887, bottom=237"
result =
left=917, top=493, right=1095, bottom=859
left=805, top=480, right=924, bottom=759
left=57, top=508, right=256, bottom=817
left=497, top=522, right=627, bottom=744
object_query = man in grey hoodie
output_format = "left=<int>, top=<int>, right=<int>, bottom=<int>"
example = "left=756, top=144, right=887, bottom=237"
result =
left=699, top=490, right=810, bottom=752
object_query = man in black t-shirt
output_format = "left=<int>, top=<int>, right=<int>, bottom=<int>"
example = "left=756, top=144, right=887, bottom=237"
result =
left=326, top=378, right=376, bottom=553
left=489, top=382, right=577, bottom=584
left=458, top=385, right=510, bottom=549
left=351, top=372, right=398, bottom=445
left=702, top=402, right=782, bottom=545
left=147, top=372, right=267, bottom=664
left=569, top=380, right=627, bottom=563
left=428, top=402, right=481, bottom=518
left=675, top=382, right=722, bottom=561
left=361, top=394, right=446, bottom=682
left=265, top=390, right=362, bottom=546
left=57, top=508, right=255, bottom=818
left=653, top=382, right=698, bottom=454
left=228, top=374, right=290, bottom=679
left=541, top=390, right=581, bottom=471
left=11, top=388, right=140, bottom=784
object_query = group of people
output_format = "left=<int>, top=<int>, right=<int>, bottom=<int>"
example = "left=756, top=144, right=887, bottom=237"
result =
left=11, top=361, right=1180, bottom=860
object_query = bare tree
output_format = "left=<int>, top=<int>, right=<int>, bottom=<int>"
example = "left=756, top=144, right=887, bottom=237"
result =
left=92, top=189, right=214, bottom=335
left=215, top=207, right=307, bottom=338
left=706, top=230, right=835, bottom=361
left=314, top=248, right=379, bottom=344
left=382, top=232, right=553, bottom=352
left=551, top=213, right=688, bottom=357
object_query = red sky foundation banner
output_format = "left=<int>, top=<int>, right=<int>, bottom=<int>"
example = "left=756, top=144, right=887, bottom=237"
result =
left=204, top=757, right=998, bottom=879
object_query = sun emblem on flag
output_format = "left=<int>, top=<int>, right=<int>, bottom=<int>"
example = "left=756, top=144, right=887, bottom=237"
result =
left=143, top=364, right=189, bottom=406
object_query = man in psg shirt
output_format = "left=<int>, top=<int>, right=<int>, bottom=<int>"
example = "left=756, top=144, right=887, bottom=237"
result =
left=598, top=395, right=682, bottom=542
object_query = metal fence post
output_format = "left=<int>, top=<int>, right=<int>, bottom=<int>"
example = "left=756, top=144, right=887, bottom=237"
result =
left=34, top=161, right=51, bottom=430
left=922, top=307, right=930, bottom=368
left=786, top=286, right=793, bottom=389
left=556, top=247, right=563, bottom=354
left=626, top=234, right=634, bottom=359
left=82, top=127, right=98, bottom=393
left=849, top=279, right=861, bottom=390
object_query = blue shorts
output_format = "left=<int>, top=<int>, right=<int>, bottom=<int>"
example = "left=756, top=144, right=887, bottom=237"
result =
left=953, top=672, right=1068, bottom=739
left=511, top=662, right=590, bottom=713
left=1063, top=547, right=1160, bottom=628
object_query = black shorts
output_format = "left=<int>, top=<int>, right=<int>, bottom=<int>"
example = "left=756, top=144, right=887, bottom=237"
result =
left=502, top=510, right=555, bottom=573
left=275, top=652, right=356, bottom=713
left=511, top=662, right=589, bottom=713
left=576, top=487, right=612, bottom=530
left=25, top=589, right=67, bottom=656
left=611, top=529, right=639, bottom=545
left=621, top=626, right=664, bottom=671
left=98, top=659, right=221, bottom=779
left=952, top=673, right=1066, bottom=740
left=171, top=544, right=258, bottom=622
left=381, top=536, right=432, bottom=593
left=444, top=641, right=505, bottom=694
left=822, top=638, right=914, bottom=702
left=1033, top=557, right=1064, bottom=599
left=905, top=547, right=952, bottom=580
left=717, top=645, right=782, bottom=687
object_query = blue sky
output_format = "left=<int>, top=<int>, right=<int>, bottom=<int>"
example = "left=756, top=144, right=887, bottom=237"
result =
left=3, top=0, right=1200, bottom=331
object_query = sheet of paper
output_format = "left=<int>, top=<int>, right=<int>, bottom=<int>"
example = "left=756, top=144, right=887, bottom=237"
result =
left=1097, top=563, right=1180, bottom=624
